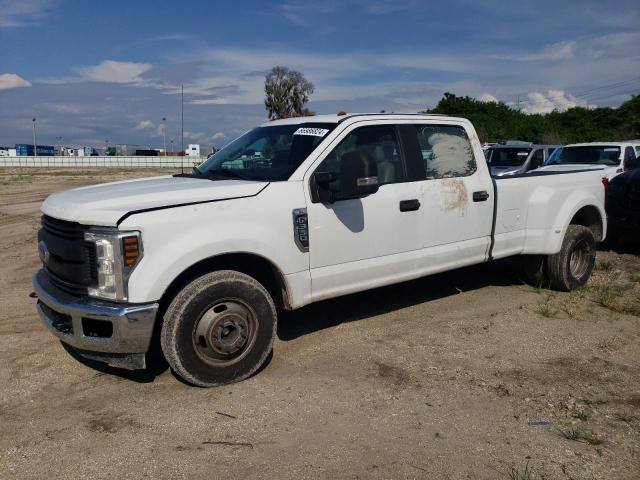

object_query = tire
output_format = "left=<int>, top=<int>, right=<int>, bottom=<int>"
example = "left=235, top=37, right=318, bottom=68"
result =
left=546, top=225, right=596, bottom=292
left=519, top=255, right=549, bottom=288
left=161, top=270, right=277, bottom=387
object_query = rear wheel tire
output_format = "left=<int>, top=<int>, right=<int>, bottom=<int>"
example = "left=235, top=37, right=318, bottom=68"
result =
left=546, top=225, right=596, bottom=291
left=161, top=270, right=277, bottom=387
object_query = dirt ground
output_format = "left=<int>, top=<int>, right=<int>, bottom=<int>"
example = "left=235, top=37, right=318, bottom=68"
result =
left=1, top=168, right=639, bottom=480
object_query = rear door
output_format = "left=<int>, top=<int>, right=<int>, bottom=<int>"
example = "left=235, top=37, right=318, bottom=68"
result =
left=407, top=123, right=494, bottom=269
left=305, top=122, right=423, bottom=300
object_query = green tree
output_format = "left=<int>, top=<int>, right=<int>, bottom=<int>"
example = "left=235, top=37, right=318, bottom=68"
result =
left=424, top=92, right=640, bottom=144
left=264, top=66, right=315, bottom=120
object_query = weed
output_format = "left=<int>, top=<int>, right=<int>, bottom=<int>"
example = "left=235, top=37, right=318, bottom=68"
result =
left=595, top=259, right=615, bottom=271
left=596, top=284, right=625, bottom=310
left=560, top=428, right=582, bottom=441
left=620, top=301, right=640, bottom=317
left=572, top=410, right=590, bottom=421
left=630, top=272, right=640, bottom=283
left=508, top=461, right=534, bottom=480
left=597, top=337, right=618, bottom=351
left=9, top=174, right=33, bottom=182
left=615, top=412, right=638, bottom=423
left=534, top=295, right=558, bottom=318
left=583, top=398, right=608, bottom=406
left=559, top=428, right=605, bottom=445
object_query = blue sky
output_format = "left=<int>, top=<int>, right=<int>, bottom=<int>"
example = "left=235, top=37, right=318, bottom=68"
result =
left=1, top=0, right=639, bottom=148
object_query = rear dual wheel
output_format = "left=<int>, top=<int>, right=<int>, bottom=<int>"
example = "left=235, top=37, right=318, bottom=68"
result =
left=161, top=270, right=277, bottom=387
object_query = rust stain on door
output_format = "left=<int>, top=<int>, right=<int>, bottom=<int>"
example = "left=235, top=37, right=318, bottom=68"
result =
left=441, top=178, right=468, bottom=211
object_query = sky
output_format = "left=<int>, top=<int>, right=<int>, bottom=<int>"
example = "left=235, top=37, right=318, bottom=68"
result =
left=0, top=0, right=639, bottom=149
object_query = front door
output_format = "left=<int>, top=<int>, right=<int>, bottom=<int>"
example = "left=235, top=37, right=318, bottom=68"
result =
left=305, top=122, right=423, bottom=300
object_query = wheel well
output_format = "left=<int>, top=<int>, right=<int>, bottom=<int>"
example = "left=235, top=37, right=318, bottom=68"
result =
left=159, top=253, right=290, bottom=313
left=569, top=205, right=603, bottom=241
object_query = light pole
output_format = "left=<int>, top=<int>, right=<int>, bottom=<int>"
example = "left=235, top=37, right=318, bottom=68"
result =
left=162, top=117, right=167, bottom=156
left=32, top=118, right=37, bottom=156
left=55, top=136, right=63, bottom=156
left=170, top=139, right=174, bottom=155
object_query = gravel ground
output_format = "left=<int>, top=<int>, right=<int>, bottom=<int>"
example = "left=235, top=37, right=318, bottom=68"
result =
left=0, top=169, right=639, bottom=479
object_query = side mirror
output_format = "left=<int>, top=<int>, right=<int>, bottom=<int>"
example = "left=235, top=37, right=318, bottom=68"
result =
left=311, top=151, right=379, bottom=203
left=337, top=151, right=379, bottom=200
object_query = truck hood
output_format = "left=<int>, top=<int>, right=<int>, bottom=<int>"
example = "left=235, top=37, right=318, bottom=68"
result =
left=41, top=175, right=269, bottom=226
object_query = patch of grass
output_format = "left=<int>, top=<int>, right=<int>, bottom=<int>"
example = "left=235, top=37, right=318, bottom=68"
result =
left=508, top=461, right=534, bottom=480
left=534, top=295, right=558, bottom=318
left=615, top=412, right=638, bottom=423
left=8, top=174, right=33, bottom=182
left=630, top=272, right=640, bottom=283
left=619, top=301, right=640, bottom=317
left=559, top=428, right=605, bottom=445
left=596, top=284, right=625, bottom=310
left=583, top=398, right=608, bottom=406
left=595, top=259, right=615, bottom=271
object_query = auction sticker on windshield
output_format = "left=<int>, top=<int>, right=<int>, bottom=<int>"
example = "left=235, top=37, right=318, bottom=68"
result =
left=294, top=128, right=330, bottom=137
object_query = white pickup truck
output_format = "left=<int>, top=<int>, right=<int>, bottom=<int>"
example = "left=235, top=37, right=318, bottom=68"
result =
left=34, top=114, right=607, bottom=387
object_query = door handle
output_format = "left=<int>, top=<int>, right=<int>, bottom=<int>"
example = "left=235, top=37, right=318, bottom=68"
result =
left=399, top=199, right=421, bottom=212
left=473, top=191, right=490, bottom=202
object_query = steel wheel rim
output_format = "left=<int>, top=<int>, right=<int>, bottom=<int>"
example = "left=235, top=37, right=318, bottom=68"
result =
left=192, top=299, right=258, bottom=366
left=569, top=239, right=591, bottom=279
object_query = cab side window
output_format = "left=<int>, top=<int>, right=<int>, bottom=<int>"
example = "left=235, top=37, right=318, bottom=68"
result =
left=415, top=125, right=476, bottom=179
left=318, top=125, right=405, bottom=190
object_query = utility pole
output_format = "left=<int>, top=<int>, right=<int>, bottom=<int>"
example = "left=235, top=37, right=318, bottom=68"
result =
left=162, top=117, right=167, bottom=156
left=32, top=118, right=37, bottom=156
left=181, top=85, right=184, bottom=155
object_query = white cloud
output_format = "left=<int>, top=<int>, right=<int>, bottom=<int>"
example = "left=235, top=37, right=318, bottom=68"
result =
left=479, top=93, right=499, bottom=103
left=79, top=60, right=152, bottom=84
left=495, top=40, right=577, bottom=62
left=0, top=73, right=31, bottom=90
left=0, top=0, right=57, bottom=28
left=521, top=89, right=596, bottom=114
left=212, top=132, right=226, bottom=141
left=135, top=120, right=155, bottom=130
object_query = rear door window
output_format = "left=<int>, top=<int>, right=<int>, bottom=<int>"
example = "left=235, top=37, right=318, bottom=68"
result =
left=414, top=125, right=476, bottom=178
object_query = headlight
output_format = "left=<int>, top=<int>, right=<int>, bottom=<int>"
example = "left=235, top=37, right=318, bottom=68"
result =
left=84, top=229, right=142, bottom=301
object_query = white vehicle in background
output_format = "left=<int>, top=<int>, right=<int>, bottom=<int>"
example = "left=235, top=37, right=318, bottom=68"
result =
left=34, top=113, right=607, bottom=387
left=538, top=142, right=640, bottom=179
left=485, top=141, right=558, bottom=176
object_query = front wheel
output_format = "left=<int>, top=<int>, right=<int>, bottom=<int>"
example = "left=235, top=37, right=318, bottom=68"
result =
left=546, top=225, right=596, bottom=291
left=161, top=270, right=277, bottom=387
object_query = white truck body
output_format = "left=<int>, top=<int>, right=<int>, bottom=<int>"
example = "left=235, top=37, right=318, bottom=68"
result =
left=34, top=114, right=607, bottom=378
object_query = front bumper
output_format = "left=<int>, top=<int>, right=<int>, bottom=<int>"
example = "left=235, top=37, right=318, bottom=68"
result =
left=33, top=269, right=158, bottom=370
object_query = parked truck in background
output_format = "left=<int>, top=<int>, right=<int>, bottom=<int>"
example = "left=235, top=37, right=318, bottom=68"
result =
left=34, top=113, right=607, bottom=387
left=484, top=141, right=558, bottom=176
left=539, top=141, right=640, bottom=179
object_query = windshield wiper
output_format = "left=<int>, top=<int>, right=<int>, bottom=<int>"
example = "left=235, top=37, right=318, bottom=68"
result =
left=205, top=168, right=251, bottom=181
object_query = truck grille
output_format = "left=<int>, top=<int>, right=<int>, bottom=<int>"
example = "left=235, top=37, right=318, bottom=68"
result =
left=39, top=215, right=97, bottom=296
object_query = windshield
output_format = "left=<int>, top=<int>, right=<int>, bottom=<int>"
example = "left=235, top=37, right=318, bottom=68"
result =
left=486, top=147, right=531, bottom=167
left=196, top=123, right=336, bottom=181
left=545, top=145, right=621, bottom=166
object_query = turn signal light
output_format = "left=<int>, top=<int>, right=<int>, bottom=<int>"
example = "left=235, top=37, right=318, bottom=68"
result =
left=122, top=235, right=140, bottom=267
